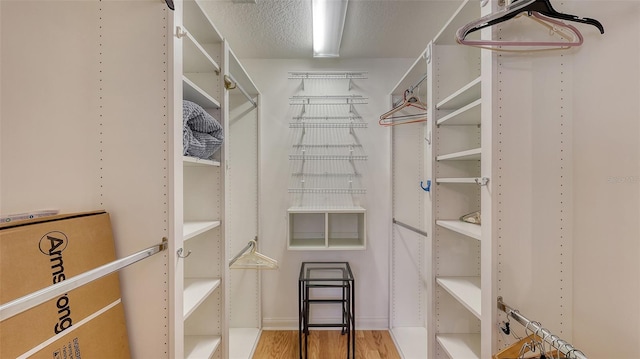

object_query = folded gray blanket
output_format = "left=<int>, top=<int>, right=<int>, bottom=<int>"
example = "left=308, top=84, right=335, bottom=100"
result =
left=183, top=100, right=224, bottom=159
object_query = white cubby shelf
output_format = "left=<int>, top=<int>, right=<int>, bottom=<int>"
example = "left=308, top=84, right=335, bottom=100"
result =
left=287, top=207, right=366, bottom=250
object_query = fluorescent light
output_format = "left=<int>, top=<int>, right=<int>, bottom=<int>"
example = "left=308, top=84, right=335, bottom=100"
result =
left=312, top=0, right=348, bottom=58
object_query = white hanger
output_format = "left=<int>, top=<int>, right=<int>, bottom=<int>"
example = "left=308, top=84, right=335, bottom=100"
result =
left=229, top=239, right=278, bottom=270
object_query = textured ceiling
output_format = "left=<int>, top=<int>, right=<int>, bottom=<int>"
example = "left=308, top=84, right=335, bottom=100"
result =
left=199, top=0, right=464, bottom=59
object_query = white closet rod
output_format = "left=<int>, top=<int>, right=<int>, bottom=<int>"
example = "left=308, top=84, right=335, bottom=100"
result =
left=0, top=238, right=168, bottom=322
left=393, top=218, right=428, bottom=237
left=227, top=73, right=257, bottom=108
left=497, top=296, right=588, bottom=359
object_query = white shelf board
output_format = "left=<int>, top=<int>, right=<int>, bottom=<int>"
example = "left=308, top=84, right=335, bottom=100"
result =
left=433, top=0, right=480, bottom=45
left=184, top=77, right=221, bottom=109
left=436, top=334, right=481, bottom=359
left=391, top=48, right=428, bottom=95
left=288, top=237, right=326, bottom=250
left=229, top=328, right=260, bottom=359
left=183, top=30, right=220, bottom=74
left=436, top=178, right=478, bottom=184
left=185, top=335, right=221, bottom=359
left=390, top=327, right=427, bottom=359
left=183, top=220, right=221, bottom=241
left=183, top=155, right=221, bottom=167
left=436, top=220, right=481, bottom=240
left=326, top=238, right=366, bottom=250
left=437, top=77, right=481, bottom=110
left=436, top=277, right=481, bottom=318
left=183, top=0, right=223, bottom=44
left=437, top=99, right=481, bottom=126
left=183, top=278, right=221, bottom=320
left=228, top=47, right=260, bottom=97
left=437, top=148, right=481, bottom=161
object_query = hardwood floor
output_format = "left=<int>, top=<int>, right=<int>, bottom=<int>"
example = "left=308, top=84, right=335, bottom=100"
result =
left=252, top=330, right=402, bottom=359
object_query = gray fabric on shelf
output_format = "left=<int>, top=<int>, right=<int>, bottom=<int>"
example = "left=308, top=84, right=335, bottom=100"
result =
left=183, top=100, right=223, bottom=159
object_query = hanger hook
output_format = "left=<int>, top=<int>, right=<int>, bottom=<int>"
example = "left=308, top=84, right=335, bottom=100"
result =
left=224, top=75, right=237, bottom=90
left=420, top=180, right=431, bottom=192
left=177, top=248, right=192, bottom=259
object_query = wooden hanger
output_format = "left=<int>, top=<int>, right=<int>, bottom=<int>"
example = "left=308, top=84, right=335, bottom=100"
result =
left=494, top=334, right=566, bottom=359
left=379, top=89, right=427, bottom=126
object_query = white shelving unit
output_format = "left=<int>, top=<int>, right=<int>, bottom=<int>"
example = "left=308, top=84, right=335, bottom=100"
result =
left=175, top=1, right=226, bottom=358
left=428, top=1, right=493, bottom=358
left=224, top=46, right=262, bottom=359
left=388, top=43, right=430, bottom=359
left=287, top=72, right=368, bottom=250
left=175, top=3, right=263, bottom=359
left=390, top=1, right=493, bottom=358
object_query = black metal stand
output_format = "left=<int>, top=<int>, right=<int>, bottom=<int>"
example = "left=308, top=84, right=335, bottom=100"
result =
left=299, top=262, right=355, bottom=359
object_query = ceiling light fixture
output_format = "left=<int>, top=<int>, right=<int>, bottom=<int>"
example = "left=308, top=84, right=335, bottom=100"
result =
left=312, top=0, right=349, bottom=58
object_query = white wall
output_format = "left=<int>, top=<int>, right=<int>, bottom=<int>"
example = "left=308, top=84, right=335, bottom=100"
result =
left=570, top=2, right=639, bottom=357
left=242, top=58, right=412, bottom=329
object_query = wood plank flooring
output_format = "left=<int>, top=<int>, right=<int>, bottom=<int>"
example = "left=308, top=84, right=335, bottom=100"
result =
left=252, top=330, right=402, bottom=359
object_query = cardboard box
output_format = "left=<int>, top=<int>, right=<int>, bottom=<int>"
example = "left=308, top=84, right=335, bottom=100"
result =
left=0, top=211, right=131, bottom=358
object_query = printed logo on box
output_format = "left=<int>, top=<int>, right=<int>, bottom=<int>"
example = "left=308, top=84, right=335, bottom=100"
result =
left=39, top=231, right=73, bottom=334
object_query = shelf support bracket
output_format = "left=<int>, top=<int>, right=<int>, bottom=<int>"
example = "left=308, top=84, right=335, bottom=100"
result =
left=475, top=177, right=490, bottom=186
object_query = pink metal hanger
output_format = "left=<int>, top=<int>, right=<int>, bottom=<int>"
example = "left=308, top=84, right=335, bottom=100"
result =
left=457, top=11, right=584, bottom=50
left=379, top=89, right=427, bottom=126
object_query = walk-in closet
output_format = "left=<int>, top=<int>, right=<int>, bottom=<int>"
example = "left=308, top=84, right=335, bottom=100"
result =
left=1, top=0, right=639, bottom=358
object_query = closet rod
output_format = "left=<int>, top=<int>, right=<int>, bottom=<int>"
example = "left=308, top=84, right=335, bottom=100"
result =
left=228, top=238, right=256, bottom=267
left=393, top=218, right=428, bottom=237
left=393, top=73, right=428, bottom=107
left=409, top=73, right=428, bottom=93
left=227, top=73, right=257, bottom=108
left=0, top=238, right=168, bottom=322
left=497, top=296, right=587, bottom=359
